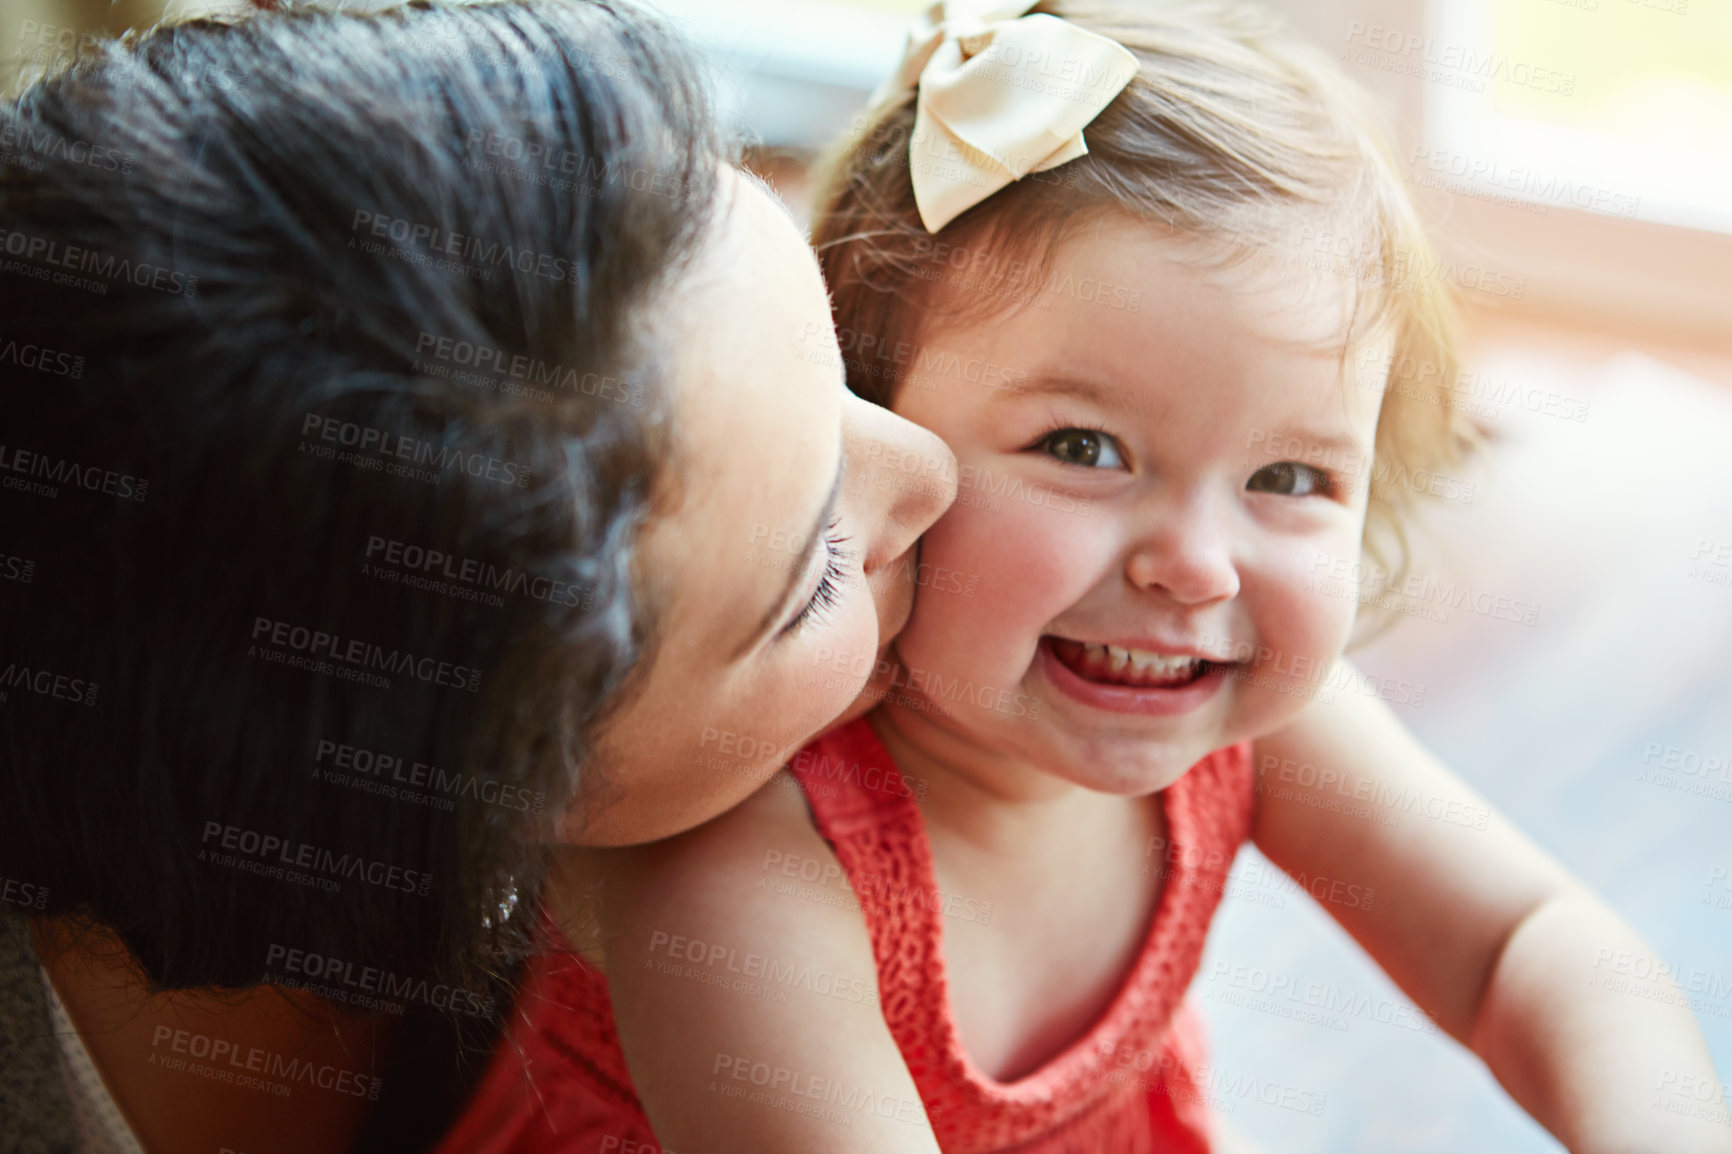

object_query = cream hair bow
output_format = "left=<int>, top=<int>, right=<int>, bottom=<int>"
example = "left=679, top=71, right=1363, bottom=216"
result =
left=873, top=0, right=1140, bottom=232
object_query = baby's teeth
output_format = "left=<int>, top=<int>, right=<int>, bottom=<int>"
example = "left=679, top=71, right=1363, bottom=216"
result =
left=1065, top=641, right=1200, bottom=680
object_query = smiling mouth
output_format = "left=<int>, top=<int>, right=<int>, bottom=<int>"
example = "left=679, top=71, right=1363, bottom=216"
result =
left=1047, top=637, right=1219, bottom=690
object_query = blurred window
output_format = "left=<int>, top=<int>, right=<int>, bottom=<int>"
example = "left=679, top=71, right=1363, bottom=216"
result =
left=1426, top=0, right=1732, bottom=234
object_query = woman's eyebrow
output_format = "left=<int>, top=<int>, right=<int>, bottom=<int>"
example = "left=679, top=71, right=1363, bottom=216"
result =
left=738, top=453, right=846, bottom=658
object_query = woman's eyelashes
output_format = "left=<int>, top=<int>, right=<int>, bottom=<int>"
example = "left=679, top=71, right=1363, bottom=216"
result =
left=1031, top=426, right=1127, bottom=470
left=783, top=520, right=854, bottom=637
left=1246, top=460, right=1333, bottom=498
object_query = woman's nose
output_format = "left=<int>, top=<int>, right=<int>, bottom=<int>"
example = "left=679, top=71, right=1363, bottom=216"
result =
left=843, top=392, right=957, bottom=574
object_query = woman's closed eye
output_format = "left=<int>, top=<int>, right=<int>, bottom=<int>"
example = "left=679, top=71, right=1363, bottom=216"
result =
left=782, top=519, right=853, bottom=636
left=1246, top=461, right=1332, bottom=498
left=1032, top=426, right=1126, bottom=469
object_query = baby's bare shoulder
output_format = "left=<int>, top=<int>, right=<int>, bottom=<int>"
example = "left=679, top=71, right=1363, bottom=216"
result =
left=602, top=772, right=936, bottom=1154
left=604, top=769, right=866, bottom=950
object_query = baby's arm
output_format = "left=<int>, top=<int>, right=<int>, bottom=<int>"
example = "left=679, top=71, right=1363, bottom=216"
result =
left=1254, top=677, right=1731, bottom=1154
left=597, top=771, right=942, bottom=1154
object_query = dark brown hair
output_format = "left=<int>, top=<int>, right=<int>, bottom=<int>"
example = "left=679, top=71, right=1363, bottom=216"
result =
left=0, top=0, right=721, bottom=1001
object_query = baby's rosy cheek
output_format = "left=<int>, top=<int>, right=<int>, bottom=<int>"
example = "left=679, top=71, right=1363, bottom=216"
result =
left=1269, top=565, right=1354, bottom=665
left=911, top=503, right=1105, bottom=655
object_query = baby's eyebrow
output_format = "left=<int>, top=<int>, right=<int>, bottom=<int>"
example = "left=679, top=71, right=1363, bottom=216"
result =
left=997, top=375, right=1122, bottom=408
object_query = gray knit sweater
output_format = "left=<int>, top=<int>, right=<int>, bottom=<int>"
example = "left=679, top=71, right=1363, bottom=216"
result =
left=0, top=911, right=74, bottom=1154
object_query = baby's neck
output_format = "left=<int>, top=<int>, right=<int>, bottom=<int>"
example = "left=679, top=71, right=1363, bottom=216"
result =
left=864, top=703, right=1167, bottom=1082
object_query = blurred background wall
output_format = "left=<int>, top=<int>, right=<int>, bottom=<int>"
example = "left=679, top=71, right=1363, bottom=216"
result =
left=5, top=0, right=1730, bottom=1149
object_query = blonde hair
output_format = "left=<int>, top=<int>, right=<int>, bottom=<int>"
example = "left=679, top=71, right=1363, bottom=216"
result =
left=811, top=0, right=1477, bottom=611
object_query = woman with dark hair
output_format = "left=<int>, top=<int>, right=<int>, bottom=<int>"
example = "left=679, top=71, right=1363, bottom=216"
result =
left=0, top=2, right=953, bottom=1150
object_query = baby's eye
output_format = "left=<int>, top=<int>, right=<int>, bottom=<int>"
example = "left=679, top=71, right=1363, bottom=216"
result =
left=1038, top=428, right=1125, bottom=469
left=1247, top=461, right=1331, bottom=497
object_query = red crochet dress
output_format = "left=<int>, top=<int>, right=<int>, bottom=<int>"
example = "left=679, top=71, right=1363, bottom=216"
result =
left=435, top=720, right=1256, bottom=1154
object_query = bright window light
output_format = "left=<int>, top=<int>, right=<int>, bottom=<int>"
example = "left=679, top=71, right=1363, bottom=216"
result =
left=1424, top=0, right=1732, bottom=234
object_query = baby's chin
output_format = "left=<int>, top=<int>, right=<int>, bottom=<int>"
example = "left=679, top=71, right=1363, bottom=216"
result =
left=1035, top=730, right=1215, bottom=797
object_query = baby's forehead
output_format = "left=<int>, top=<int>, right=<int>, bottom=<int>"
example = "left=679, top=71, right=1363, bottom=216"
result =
left=919, top=216, right=1374, bottom=356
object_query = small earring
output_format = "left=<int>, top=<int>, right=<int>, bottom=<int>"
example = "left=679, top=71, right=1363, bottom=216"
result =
left=481, top=876, right=520, bottom=930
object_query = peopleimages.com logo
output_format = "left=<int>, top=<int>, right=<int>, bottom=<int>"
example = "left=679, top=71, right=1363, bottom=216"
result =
left=247, top=616, right=483, bottom=694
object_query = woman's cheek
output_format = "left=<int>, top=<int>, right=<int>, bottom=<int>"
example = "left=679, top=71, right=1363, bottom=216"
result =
left=825, top=589, right=888, bottom=711
left=897, top=492, right=1099, bottom=693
